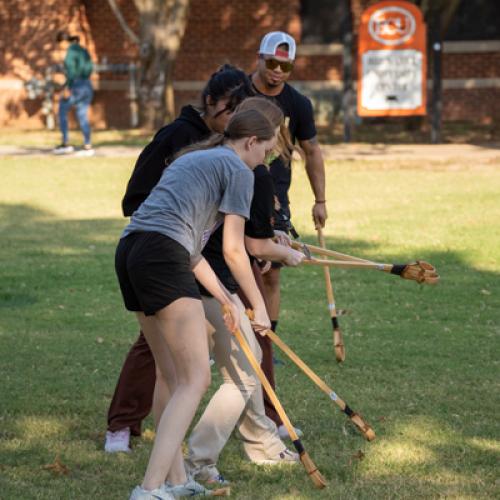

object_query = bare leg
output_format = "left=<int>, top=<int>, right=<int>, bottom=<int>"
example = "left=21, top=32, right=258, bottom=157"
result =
left=137, top=298, right=211, bottom=490
left=150, top=356, right=185, bottom=486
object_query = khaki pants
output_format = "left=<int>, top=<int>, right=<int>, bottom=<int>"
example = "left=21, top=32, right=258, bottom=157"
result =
left=185, top=295, right=286, bottom=472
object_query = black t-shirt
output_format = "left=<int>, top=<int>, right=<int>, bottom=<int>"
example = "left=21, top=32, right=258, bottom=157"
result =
left=199, top=165, right=275, bottom=296
left=245, top=165, right=275, bottom=239
left=252, top=81, right=317, bottom=206
left=122, top=105, right=210, bottom=216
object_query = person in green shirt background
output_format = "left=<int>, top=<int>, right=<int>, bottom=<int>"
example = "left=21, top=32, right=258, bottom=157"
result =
left=53, top=31, right=94, bottom=156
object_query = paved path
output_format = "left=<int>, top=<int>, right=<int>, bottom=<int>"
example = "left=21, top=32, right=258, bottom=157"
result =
left=1, top=143, right=499, bottom=163
left=0, top=145, right=143, bottom=158
left=321, top=143, right=500, bottom=162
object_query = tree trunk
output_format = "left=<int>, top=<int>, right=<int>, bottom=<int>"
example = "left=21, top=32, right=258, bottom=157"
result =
left=134, top=0, right=190, bottom=129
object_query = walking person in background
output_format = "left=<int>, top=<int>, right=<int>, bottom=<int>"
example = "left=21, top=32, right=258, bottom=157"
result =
left=53, top=31, right=94, bottom=156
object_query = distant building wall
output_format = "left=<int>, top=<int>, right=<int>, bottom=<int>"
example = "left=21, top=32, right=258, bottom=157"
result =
left=0, top=0, right=498, bottom=129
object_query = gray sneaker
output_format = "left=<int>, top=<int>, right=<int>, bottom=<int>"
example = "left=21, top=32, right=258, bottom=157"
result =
left=165, top=477, right=229, bottom=497
left=129, top=485, right=174, bottom=499
left=191, top=465, right=230, bottom=486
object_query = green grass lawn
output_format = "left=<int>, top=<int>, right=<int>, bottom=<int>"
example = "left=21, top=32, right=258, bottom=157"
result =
left=0, top=152, right=499, bottom=499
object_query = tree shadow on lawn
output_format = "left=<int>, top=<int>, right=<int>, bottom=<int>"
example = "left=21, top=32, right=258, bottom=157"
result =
left=0, top=203, right=498, bottom=498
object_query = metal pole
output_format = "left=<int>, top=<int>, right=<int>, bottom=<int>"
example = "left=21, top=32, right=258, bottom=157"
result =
left=342, top=0, right=353, bottom=142
left=430, top=9, right=442, bottom=144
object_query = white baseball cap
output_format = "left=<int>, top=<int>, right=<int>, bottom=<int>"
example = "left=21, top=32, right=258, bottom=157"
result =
left=259, top=31, right=296, bottom=61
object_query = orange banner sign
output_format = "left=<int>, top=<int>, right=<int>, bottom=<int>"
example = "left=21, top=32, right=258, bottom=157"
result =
left=357, top=1, right=427, bottom=116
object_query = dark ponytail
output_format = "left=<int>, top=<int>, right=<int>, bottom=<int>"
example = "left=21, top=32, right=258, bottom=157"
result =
left=201, top=64, right=253, bottom=113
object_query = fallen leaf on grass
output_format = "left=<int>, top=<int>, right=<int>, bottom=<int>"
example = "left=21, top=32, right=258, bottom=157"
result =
left=42, top=455, right=70, bottom=475
left=337, top=309, right=351, bottom=316
left=348, top=450, right=365, bottom=465
left=142, top=429, right=156, bottom=442
left=378, top=416, right=387, bottom=422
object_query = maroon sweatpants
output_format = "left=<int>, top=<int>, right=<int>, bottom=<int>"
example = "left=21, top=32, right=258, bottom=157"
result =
left=107, top=261, right=282, bottom=434
left=106, top=331, right=155, bottom=435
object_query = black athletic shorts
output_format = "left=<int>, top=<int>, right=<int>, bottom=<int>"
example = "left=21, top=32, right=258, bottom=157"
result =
left=115, top=231, right=201, bottom=316
left=273, top=204, right=292, bottom=233
left=270, top=205, right=292, bottom=270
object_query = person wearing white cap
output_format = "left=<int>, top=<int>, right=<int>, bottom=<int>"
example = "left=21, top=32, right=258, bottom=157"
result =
left=250, top=31, right=328, bottom=439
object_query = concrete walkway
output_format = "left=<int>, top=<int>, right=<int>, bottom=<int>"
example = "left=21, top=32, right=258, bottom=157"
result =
left=321, top=143, right=500, bottom=162
left=1, top=143, right=499, bottom=163
left=0, top=145, right=143, bottom=158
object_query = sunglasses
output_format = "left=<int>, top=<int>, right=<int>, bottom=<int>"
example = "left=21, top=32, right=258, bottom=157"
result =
left=262, top=57, right=294, bottom=73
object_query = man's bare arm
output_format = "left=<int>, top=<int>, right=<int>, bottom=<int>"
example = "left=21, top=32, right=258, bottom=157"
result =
left=299, top=136, right=328, bottom=228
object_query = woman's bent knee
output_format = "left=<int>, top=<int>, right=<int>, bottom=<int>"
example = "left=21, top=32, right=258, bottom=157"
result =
left=180, top=367, right=211, bottom=396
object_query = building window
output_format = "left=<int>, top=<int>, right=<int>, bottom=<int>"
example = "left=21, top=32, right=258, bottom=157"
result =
left=300, top=0, right=346, bottom=44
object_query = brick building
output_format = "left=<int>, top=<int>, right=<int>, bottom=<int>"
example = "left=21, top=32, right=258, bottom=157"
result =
left=1, top=0, right=499, bottom=130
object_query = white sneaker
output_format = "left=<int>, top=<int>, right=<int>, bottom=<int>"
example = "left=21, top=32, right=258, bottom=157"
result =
left=75, top=146, right=95, bottom=157
left=104, top=427, right=131, bottom=453
left=130, top=485, right=174, bottom=500
left=277, top=424, right=303, bottom=440
left=253, top=447, right=299, bottom=465
left=53, top=144, right=74, bottom=155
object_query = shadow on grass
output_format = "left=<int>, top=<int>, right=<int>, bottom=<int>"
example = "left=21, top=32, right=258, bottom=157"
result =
left=91, top=129, right=151, bottom=148
left=0, top=202, right=498, bottom=498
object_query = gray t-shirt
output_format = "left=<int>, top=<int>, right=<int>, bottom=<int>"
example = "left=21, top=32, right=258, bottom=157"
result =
left=122, top=146, right=254, bottom=257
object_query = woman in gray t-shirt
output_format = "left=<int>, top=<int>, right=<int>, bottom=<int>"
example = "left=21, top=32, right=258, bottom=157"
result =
left=116, top=106, right=280, bottom=499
